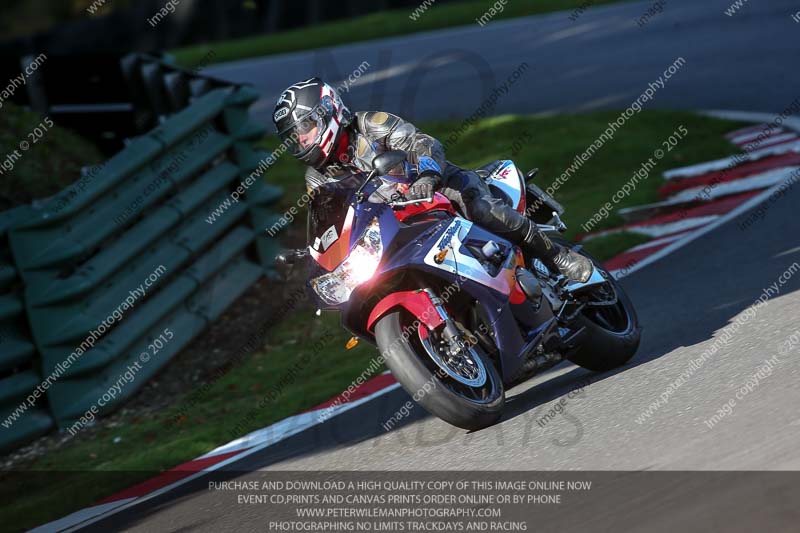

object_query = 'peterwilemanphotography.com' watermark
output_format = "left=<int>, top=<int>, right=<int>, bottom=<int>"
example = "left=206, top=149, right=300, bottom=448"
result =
left=703, top=355, right=779, bottom=429
left=207, top=472, right=597, bottom=531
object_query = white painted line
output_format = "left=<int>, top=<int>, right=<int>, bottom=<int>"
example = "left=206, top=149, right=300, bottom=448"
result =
left=617, top=181, right=791, bottom=279
left=731, top=129, right=773, bottom=145
left=700, top=110, right=800, bottom=136
left=626, top=230, right=692, bottom=253
left=749, top=134, right=800, bottom=150
left=775, top=245, right=800, bottom=259
left=609, top=228, right=700, bottom=279
left=664, top=109, right=800, bottom=180
left=617, top=199, right=684, bottom=220
left=585, top=216, right=718, bottom=241
left=726, top=123, right=769, bottom=139
left=730, top=129, right=794, bottom=147
left=41, top=381, right=402, bottom=533
left=663, top=141, right=800, bottom=180
left=30, top=499, right=137, bottom=533
left=624, top=216, right=718, bottom=238
left=665, top=166, right=799, bottom=203
left=198, top=372, right=386, bottom=461
left=198, top=409, right=326, bottom=459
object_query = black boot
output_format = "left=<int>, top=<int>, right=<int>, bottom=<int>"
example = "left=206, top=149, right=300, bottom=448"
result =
left=514, top=219, right=594, bottom=283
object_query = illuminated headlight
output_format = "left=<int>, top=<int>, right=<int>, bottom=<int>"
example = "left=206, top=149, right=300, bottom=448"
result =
left=310, top=218, right=383, bottom=305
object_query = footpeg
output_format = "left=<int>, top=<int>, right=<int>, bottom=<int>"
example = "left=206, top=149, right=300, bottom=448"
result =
left=564, top=267, right=607, bottom=294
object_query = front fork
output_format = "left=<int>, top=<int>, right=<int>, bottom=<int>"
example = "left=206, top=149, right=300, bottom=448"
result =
left=422, top=288, right=477, bottom=358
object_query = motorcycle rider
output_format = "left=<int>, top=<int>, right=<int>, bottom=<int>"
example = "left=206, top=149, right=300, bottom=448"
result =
left=272, top=77, right=592, bottom=282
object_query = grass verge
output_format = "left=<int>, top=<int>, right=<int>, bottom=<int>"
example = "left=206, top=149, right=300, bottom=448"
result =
left=0, top=103, right=104, bottom=211
left=1, top=110, right=745, bottom=531
left=171, top=0, right=629, bottom=67
left=263, top=110, right=745, bottom=257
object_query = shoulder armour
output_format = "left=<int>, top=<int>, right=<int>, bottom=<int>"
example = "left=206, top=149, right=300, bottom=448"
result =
left=360, top=111, right=402, bottom=140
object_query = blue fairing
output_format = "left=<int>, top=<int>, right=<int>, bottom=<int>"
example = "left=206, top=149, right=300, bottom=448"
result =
left=306, top=178, right=538, bottom=382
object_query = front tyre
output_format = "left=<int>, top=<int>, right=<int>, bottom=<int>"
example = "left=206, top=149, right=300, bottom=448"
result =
left=375, top=311, right=505, bottom=431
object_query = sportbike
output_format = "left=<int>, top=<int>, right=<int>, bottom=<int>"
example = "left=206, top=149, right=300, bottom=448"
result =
left=278, top=151, right=641, bottom=429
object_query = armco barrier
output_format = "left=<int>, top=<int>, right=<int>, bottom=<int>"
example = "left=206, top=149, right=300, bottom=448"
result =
left=4, top=52, right=237, bottom=155
left=5, top=85, right=283, bottom=429
left=0, top=206, right=55, bottom=453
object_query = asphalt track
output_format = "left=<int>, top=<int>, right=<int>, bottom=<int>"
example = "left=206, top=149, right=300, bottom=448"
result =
left=207, top=0, right=800, bottom=125
left=82, top=169, right=800, bottom=530
left=77, top=1, right=800, bottom=531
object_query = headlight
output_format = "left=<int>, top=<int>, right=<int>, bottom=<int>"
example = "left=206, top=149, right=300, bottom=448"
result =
left=310, top=218, right=383, bottom=305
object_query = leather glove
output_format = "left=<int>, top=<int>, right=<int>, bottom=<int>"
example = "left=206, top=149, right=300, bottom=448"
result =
left=408, top=174, right=441, bottom=201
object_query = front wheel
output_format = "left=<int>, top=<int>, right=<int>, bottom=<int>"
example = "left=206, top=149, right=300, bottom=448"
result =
left=374, top=310, right=505, bottom=431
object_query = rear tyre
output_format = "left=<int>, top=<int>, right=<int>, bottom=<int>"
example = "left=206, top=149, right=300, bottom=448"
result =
left=555, top=240, right=641, bottom=372
left=375, top=310, right=505, bottom=431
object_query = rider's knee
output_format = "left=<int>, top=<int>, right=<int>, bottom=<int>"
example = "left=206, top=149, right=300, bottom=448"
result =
left=465, top=195, right=494, bottom=225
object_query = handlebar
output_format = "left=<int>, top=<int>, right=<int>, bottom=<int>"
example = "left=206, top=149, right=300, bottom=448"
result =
left=388, top=197, right=434, bottom=207
left=275, top=248, right=309, bottom=266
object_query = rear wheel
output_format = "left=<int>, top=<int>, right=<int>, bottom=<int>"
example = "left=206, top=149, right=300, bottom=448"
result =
left=374, top=310, right=505, bottom=430
left=554, top=241, right=641, bottom=371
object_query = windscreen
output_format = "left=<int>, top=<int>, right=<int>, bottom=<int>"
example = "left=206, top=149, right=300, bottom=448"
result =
left=307, top=175, right=363, bottom=251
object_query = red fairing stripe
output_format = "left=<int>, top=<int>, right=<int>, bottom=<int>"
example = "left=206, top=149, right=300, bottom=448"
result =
left=509, top=249, right=527, bottom=304
left=516, top=190, right=527, bottom=214
left=515, top=171, right=527, bottom=214
left=367, top=290, right=445, bottom=332
left=393, top=192, right=457, bottom=222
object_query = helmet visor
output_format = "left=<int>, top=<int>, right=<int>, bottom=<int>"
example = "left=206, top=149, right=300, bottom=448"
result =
left=278, top=108, right=326, bottom=156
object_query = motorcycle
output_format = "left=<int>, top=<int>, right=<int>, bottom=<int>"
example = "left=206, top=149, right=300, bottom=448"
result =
left=278, top=151, right=641, bottom=430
